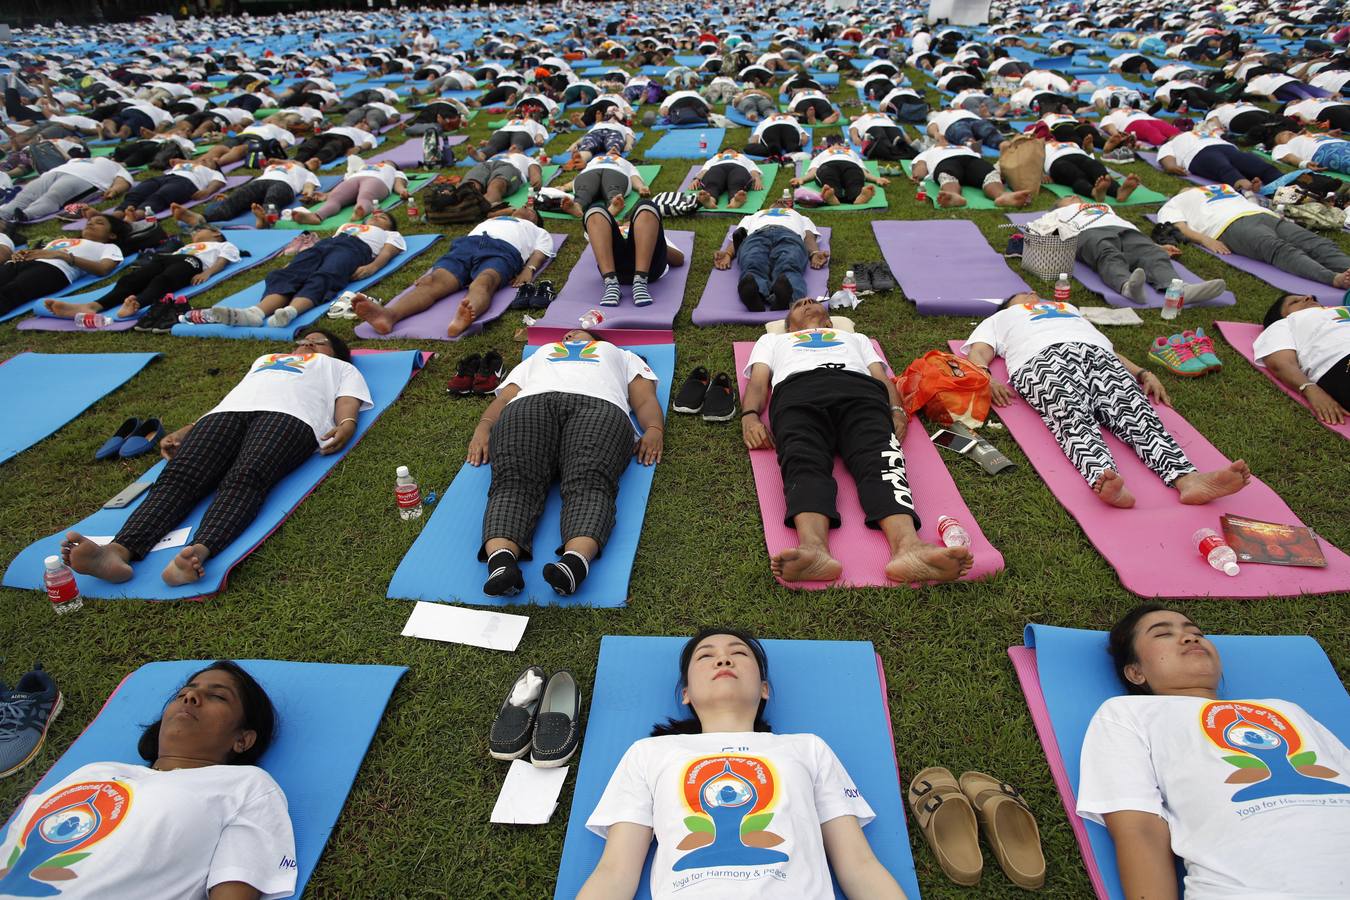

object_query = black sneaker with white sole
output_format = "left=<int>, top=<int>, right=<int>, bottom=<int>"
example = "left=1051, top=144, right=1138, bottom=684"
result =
left=672, top=366, right=710, bottom=414
left=530, top=670, right=581, bottom=768
left=488, top=665, right=546, bottom=760
left=701, top=373, right=737, bottom=422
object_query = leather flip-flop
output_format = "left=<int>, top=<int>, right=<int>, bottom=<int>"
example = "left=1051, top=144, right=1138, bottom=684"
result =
left=907, top=766, right=983, bottom=886
left=958, top=770, right=1046, bottom=891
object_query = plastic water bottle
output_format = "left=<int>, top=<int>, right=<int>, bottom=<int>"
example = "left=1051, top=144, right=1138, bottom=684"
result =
left=1162, top=277, right=1183, bottom=320
left=1054, top=272, right=1071, bottom=302
left=395, top=465, right=423, bottom=520
left=73, top=313, right=112, bottom=330
left=579, top=308, right=605, bottom=329
left=781, top=188, right=792, bottom=208
left=266, top=203, right=279, bottom=226
left=937, top=515, right=972, bottom=548
left=1193, top=527, right=1239, bottom=576
left=698, top=132, right=708, bottom=154
left=43, top=555, right=83, bottom=614
left=916, top=184, right=928, bottom=202
left=142, top=205, right=157, bottom=225
left=1274, top=203, right=1287, bottom=218
left=842, top=269, right=857, bottom=294
left=407, top=194, right=421, bottom=222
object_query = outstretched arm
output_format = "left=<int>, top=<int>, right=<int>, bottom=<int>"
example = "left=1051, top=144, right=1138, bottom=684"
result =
left=1114, top=351, right=1170, bottom=406
left=576, top=822, right=653, bottom=900
left=352, top=243, right=401, bottom=279
left=740, top=363, right=774, bottom=449
left=1104, top=811, right=1179, bottom=900
left=628, top=377, right=664, bottom=465
left=1263, top=347, right=1347, bottom=423
left=823, top=815, right=907, bottom=899
left=467, top=384, right=521, bottom=465
left=962, top=340, right=1015, bottom=406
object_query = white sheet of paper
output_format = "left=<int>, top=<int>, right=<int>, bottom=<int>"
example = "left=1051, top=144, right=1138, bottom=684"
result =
left=490, top=759, right=568, bottom=825
left=87, top=527, right=191, bottom=553
left=400, top=602, right=528, bottom=652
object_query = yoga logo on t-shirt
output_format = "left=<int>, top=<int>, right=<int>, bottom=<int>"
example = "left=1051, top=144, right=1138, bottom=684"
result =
left=1332, top=306, right=1350, bottom=324
left=255, top=352, right=314, bottom=374
left=44, top=239, right=81, bottom=253
left=545, top=341, right=600, bottom=363
left=1200, top=184, right=1241, bottom=204
left=672, top=755, right=788, bottom=872
left=1021, top=301, right=1078, bottom=321
left=0, top=780, right=132, bottom=896
left=790, top=329, right=844, bottom=349
left=1200, top=701, right=1350, bottom=802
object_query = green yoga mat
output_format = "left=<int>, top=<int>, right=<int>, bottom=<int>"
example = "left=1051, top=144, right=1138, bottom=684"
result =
left=276, top=172, right=438, bottom=230
left=501, top=164, right=561, bottom=207
left=254, top=107, right=281, bottom=118
left=692, top=162, right=780, bottom=213
left=1042, top=180, right=1169, bottom=206
left=900, top=159, right=1000, bottom=209
left=540, top=164, right=662, bottom=219
left=800, top=159, right=889, bottom=210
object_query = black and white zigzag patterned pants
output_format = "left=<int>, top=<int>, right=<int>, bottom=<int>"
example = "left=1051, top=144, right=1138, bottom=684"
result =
left=1011, top=342, right=1195, bottom=488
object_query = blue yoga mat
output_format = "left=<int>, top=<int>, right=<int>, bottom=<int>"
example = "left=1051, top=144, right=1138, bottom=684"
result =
left=3, top=350, right=426, bottom=599
left=0, top=253, right=141, bottom=324
left=386, top=343, right=674, bottom=608
left=169, top=233, right=441, bottom=341
left=553, top=637, right=922, bottom=900
left=211, top=176, right=344, bottom=228
left=645, top=128, right=725, bottom=159
left=3, top=659, right=405, bottom=899
left=1021, top=624, right=1350, bottom=900
left=0, top=352, right=159, bottom=465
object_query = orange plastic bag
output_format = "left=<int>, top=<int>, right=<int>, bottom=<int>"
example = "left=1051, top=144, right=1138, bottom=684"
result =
left=896, top=351, right=992, bottom=429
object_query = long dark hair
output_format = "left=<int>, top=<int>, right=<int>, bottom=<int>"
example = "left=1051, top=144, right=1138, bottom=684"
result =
left=138, top=660, right=276, bottom=765
left=651, top=628, right=773, bottom=736
left=1107, top=603, right=1178, bottom=695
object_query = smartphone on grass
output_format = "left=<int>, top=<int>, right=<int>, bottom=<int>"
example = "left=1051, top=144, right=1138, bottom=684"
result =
left=930, top=428, right=978, bottom=456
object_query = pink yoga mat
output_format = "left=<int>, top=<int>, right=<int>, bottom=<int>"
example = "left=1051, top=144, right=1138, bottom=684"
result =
left=1003, top=212, right=1236, bottom=309
left=690, top=225, right=832, bottom=326
left=60, top=175, right=253, bottom=231
left=352, top=233, right=567, bottom=340
left=536, top=231, right=695, bottom=330
left=1216, top=319, right=1350, bottom=440
left=946, top=341, right=1350, bottom=598
left=734, top=340, right=1005, bottom=590
left=874, top=220, right=1028, bottom=317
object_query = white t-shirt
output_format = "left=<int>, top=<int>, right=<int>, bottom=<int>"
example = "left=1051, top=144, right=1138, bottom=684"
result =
left=1044, top=139, right=1089, bottom=168
left=804, top=145, right=865, bottom=178
left=1021, top=70, right=1072, bottom=92
left=1286, top=99, right=1341, bottom=121
left=962, top=301, right=1114, bottom=376
left=1312, top=70, right=1350, bottom=93
left=257, top=162, right=320, bottom=195
left=0, top=761, right=296, bottom=900
left=1246, top=73, right=1298, bottom=95
left=936, top=71, right=975, bottom=91
left=587, top=120, right=634, bottom=142
left=324, top=125, right=376, bottom=151
left=586, top=732, right=875, bottom=899
left=698, top=150, right=758, bottom=177
left=241, top=124, right=296, bottom=147
left=167, top=161, right=225, bottom=193
left=1102, top=109, right=1152, bottom=131
left=1079, top=695, right=1350, bottom=900
left=334, top=222, right=406, bottom=256
left=347, top=161, right=403, bottom=191
left=210, top=106, right=255, bottom=127
left=746, top=329, right=883, bottom=388
left=1158, top=132, right=1230, bottom=170
left=913, top=144, right=980, bottom=172
left=929, top=108, right=978, bottom=131
left=1034, top=202, right=1137, bottom=234
left=500, top=340, right=655, bottom=423
left=1157, top=184, right=1276, bottom=237
left=469, top=215, right=556, bottom=260
left=1273, top=134, right=1344, bottom=165
left=35, top=237, right=124, bottom=284
left=175, top=240, right=241, bottom=269
left=1254, top=305, right=1350, bottom=381
left=126, top=101, right=172, bottom=128
left=52, top=157, right=131, bottom=191
left=210, top=352, right=373, bottom=441
left=1203, top=102, right=1262, bottom=129
left=47, top=114, right=99, bottom=131
left=490, top=150, right=537, bottom=181
left=496, top=117, right=548, bottom=144
left=851, top=113, right=898, bottom=138
left=750, top=114, right=807, bottom=143
left=582, top=154, right=637, bottom=179
left=739, top=207, right=820, bottom=241
left=659, top=90, right=707, bottom=114
left=0, top=231, right=13, bottom=252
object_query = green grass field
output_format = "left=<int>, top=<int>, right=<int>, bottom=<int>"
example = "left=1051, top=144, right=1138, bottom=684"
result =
left=2, top=64, right=1349, bottom=899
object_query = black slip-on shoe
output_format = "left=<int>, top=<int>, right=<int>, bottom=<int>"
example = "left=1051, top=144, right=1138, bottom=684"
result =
left=672, top=366, right=710, bottom=414
left=489, top=665, right=546, bottom=760
left=869, top=261, right=898, bottom=292
left=531, top=670, right=581, bottom=767
left=701, top=373, right=737, bottom=422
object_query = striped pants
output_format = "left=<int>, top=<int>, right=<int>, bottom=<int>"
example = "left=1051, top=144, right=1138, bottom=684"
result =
left=481, top=393, right=634, bottom=559
left=1010, top=343, right=1195, bottom=488
left=115, top=410, right=317, bottom=559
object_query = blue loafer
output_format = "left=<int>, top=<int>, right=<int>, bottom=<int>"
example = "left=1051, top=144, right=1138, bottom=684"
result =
left=118, top=418, right=164, bottom=458
left=95, top=417, right=140, bottom=460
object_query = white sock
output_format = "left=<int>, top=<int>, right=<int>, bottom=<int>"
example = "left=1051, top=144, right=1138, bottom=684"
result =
left=267, top=306, right=300, bottom=328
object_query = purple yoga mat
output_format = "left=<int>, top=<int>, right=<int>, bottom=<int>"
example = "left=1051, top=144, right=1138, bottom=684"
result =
left=536, top=231, right=695, bottom=330
left=1004, top=212, right=1236, bottom=309
left=690, top=226, right=832, bottom=327
left=873, top=220, right=1028, bottom=317
left=1136, top=151, right=1210, bottom=188
left=1144, top=214, right=1346, bottom=305
left=61, top=175, right=252, bottom=231
left=353, top=233, right=568, bottom=340
left=367, top=136, right=466, bottom=168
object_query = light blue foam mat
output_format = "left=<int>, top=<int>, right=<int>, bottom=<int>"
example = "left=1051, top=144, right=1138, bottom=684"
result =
left=211, top=176, right=344, bottom=228
left=2, top=659, right=405, bottom=899
left=644, top=127, right=725, bottom=158
left=553, top=636, right=922, bottom=900
left=1016, top=624, right=1350, bottom=900
left=169, top=233, right=441, bottom=340
left=0, top=352, right=160, bottom=464
left=386, top=343, right=674, bottom=608
left=3, top=350, right=427, bottom=599
left=0, top=253, right=141, bottom=324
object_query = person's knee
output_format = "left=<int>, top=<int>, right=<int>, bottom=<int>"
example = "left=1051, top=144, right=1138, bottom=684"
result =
left=472, top=268, right=503, bottom=291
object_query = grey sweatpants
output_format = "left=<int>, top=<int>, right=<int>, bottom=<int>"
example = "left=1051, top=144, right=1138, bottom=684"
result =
left=734, top=94, right=776, bottom=119
left=1221, top=213, right=1350, bottom=285
left=574, top=168, right=629, bottom=209
left=1077, top=225, right=1179, bottom=291
left=342, top=105, right=390, bottom=129
left=0, top=170, right=98, bottom=221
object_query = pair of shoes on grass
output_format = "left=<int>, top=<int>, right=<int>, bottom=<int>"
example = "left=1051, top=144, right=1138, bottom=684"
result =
left=1148, top=327, right=1223, bottom=377
left=488, top=666, right=580, bottom=767
left=672, top=366, right=737, bottom=422
left=447, top=350, right=505, bottom=394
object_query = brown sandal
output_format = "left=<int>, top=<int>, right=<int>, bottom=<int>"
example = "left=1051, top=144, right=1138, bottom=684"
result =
left=907, top=766, right=983, bottom=886
left=958, top=771, right=1046, bottom=891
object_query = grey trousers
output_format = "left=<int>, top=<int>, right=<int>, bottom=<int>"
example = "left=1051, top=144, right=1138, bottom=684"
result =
left=341, top=105, right=389, bottom=129
left=574, top=168, right=629, bottom=209
left=0, top=170, right=97, bottom=221
left=1221, top=213, right=1350, bottom=285
left=734, top=94, right=776, bottom=118
left=1077, top=225, right=1178, bottom=291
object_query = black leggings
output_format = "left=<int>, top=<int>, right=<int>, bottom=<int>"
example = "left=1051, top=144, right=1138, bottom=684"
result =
left=1164, top=87, right=1226, bottom=111
left=227, top=95, right=265, bottom=113
left=282, top=90, right=327, bottom=110
left=113, top=140, right=182, bottom=169
left=4, top=87, right=42, bottom=121
left=1031, top=92, right=1076, bottom=114
left=934, top=154, right=996, bottom=188
left=483, top=131, right=534, bottom=155
left=1048, top=154, right=1117, bottom=197
left=0, top=260, right=71, bottom=314
left=201, top=180, right=296, bottom=222
left=699, top=162, right=753, bottom=199
left=293, top=134, right=356, bottom=166
left=120, top=173, right=198, bottom=212
left=1316, top=105, right=1350, bottom=131
left=790, top=96, right=832, bottom=120
left=1050, top=121, right=1105, bottom=148
left=479, top=86, right=517, bottom=106
left=96, top=254, right=202, bottom=310
left=746, top=123, right=802, bottom=156
left=1318, top=353, right=1350, bottom=407
left=813, top=160, right=867, bottom=202
left=665, top=98, right=709, bottom=125
left=1188, top=144, right=1280, bottom=184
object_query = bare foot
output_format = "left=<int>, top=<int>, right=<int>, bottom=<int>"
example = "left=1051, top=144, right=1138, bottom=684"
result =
left=1093, top=469, right=1135, bottom=508
left=43, top=299, right=99, bottom=317
left=607, top=193, right=625, bottom=216
left=1118, top=173, right=1139, bottom=203
left=162, top=543, right=212, bottom=586
left=117, top=297, right=140, bottom=317
left=250, top=202, right=270, bottom=229
left=1336, top=270, right=1350, bottom=290
left=560, top=197, right=584, bottom=217
left=352, top=202, right=368, bottom=219
left=290, top=209, right=321, bottom=225
left=446, top=297, right=477, bottom=337
left=305, top=157, right=321, bottom=172
left=728, top=189, right=748, bottom=208
left=696, top=189, right=716, bottom=208
left=937, top=189, right=967, bottom=208
left=770, top=545, right=843, bottom=582
left=352, top=293, right=395, bottom=334
left=884, top=541, right=973, bottom=585
left=821, top=184, right=840, bottom=205
left=994, top=189, right=1032, bottom=208
left=1083, top=133, right=1095, bottom=153
left=66, top=531, right=134, bottom=583
left=170, top=202, right=205, bottom=227
left=1175, top=461, right=1251, bottom=505
left=856, top=184, right=876, bottom=205
left=1092, top=175, right=1111, bottom=202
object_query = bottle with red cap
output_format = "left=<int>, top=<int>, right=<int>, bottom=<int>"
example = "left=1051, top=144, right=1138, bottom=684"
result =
left=43, top=555, right=83, bottom=614
left=937, top=516, right=971, bottom=548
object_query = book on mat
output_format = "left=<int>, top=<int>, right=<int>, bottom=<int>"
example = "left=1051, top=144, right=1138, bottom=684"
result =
left=1220, top=514, right=1328, bottom=568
